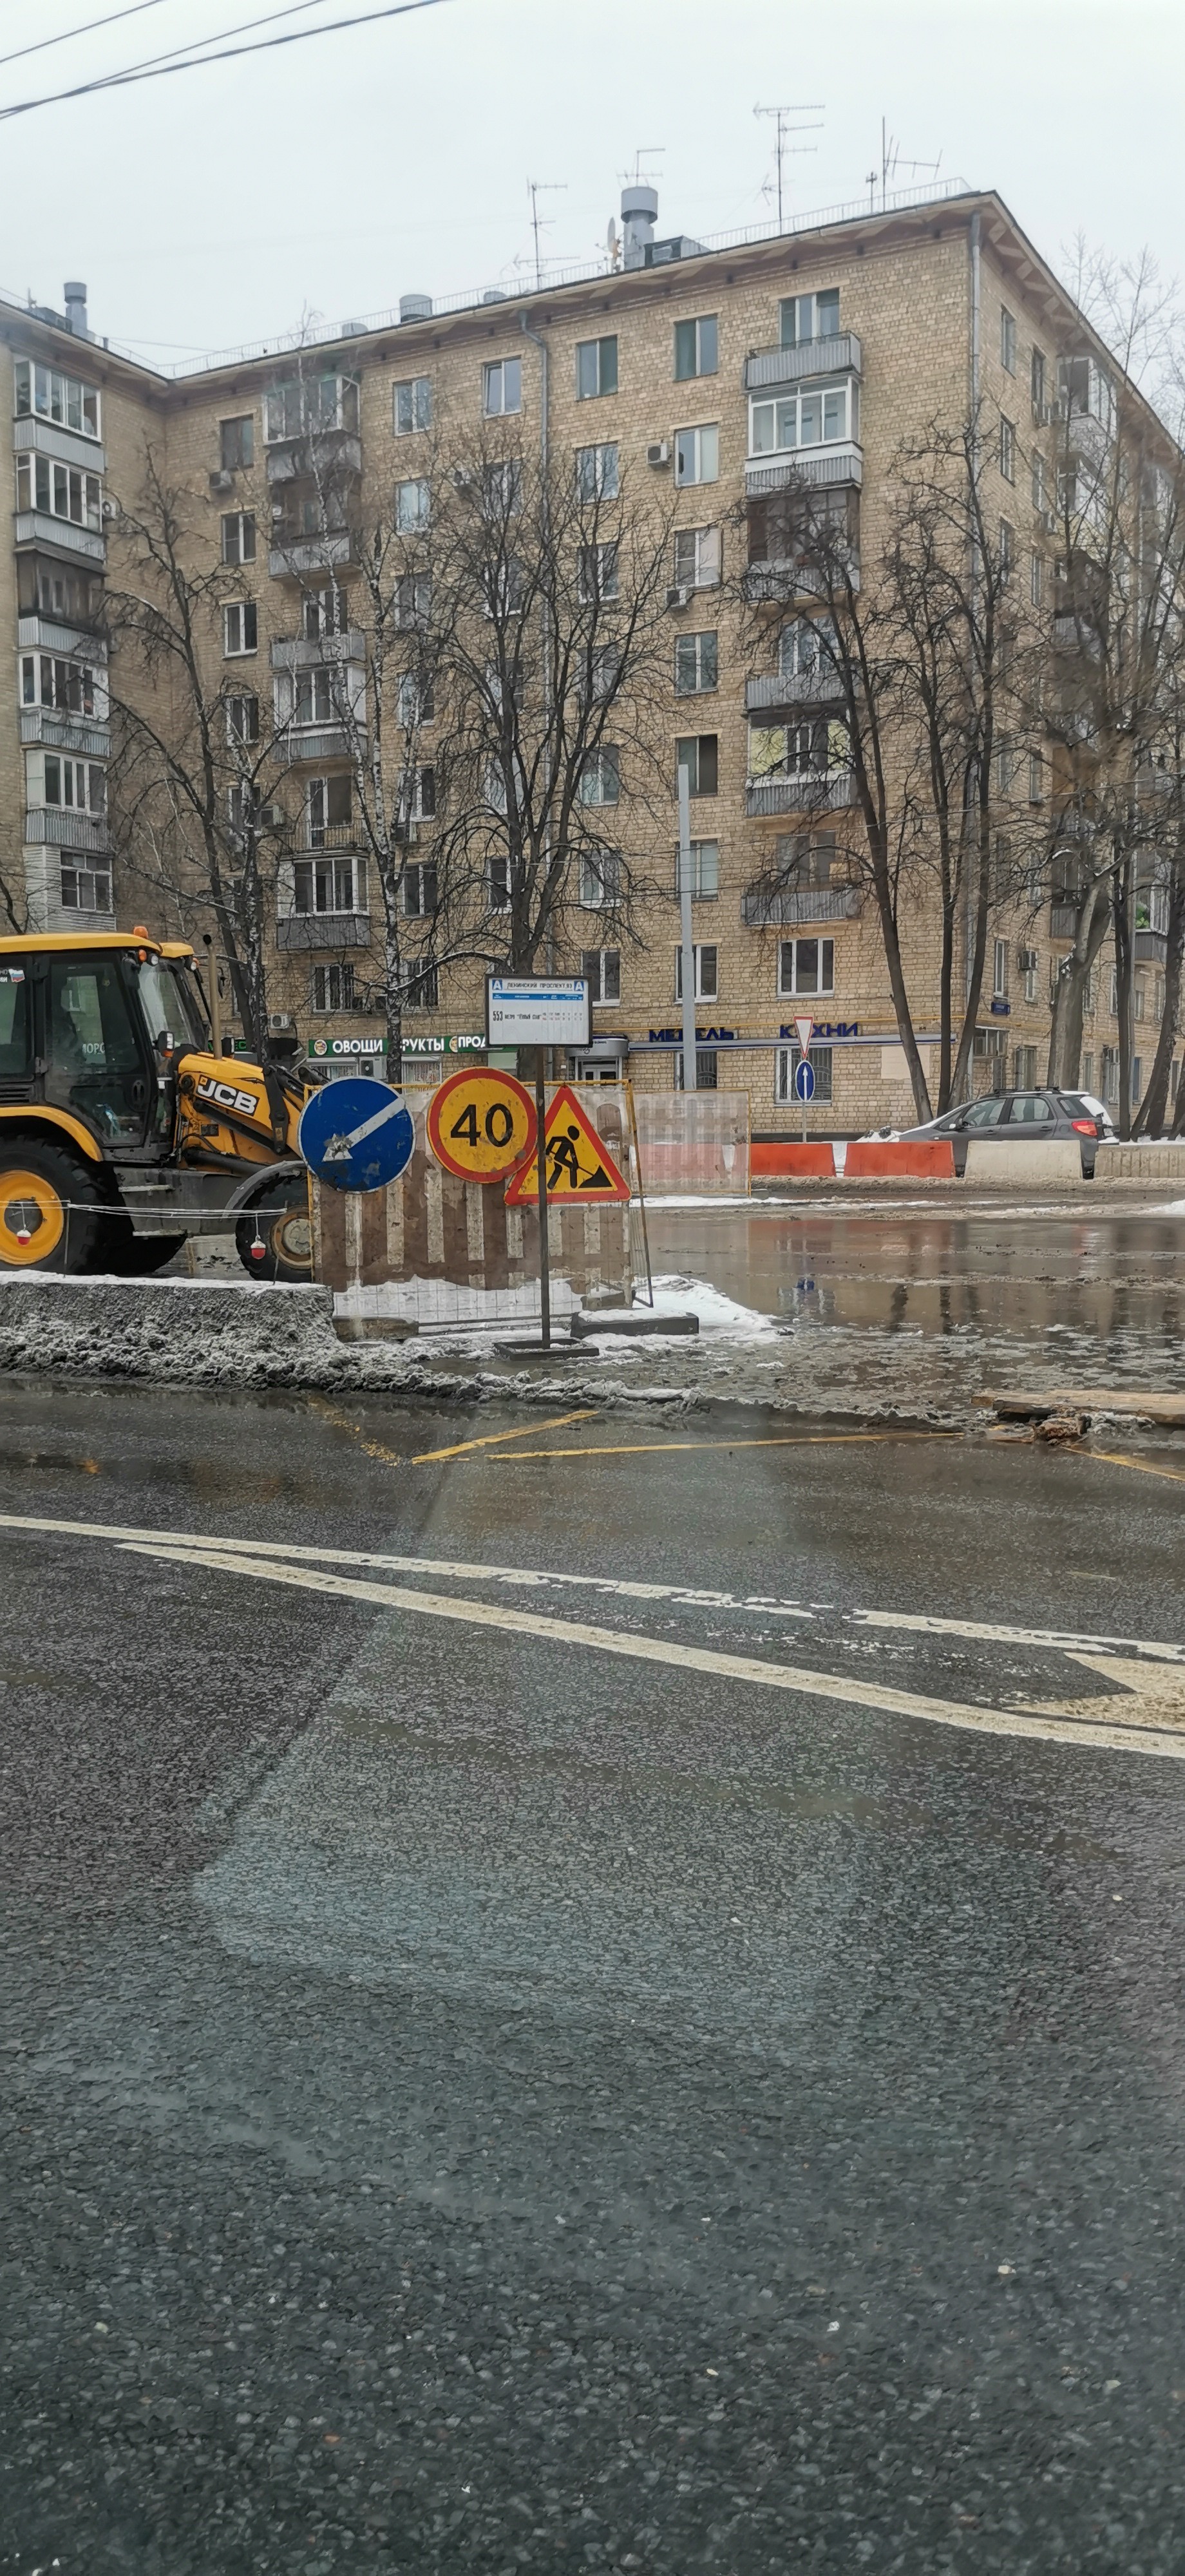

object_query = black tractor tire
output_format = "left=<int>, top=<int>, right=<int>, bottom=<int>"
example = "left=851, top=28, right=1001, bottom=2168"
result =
left=235, top=1177, right=313, bottom=1285
left=0, top=1135, right=105, bottom=1274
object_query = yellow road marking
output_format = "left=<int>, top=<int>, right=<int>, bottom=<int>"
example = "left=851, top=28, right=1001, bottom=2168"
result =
left=412, top=1411, right=597, bottom=1464
left=307, top=1395, right=404, bottom=1468
left=489, top=1432, right=956, bottom=1461
left=110, top=1537, right=1185, bottom=1762
left=1079, top=1448, right=1185, bottom=1490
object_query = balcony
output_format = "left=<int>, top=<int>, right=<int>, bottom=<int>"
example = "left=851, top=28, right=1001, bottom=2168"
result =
left=1135, top=926, right=1168, bottom=964
left=15, top=511, right=105, bottom=565
left=24, top=805, right=108, bottom=851
left=293, top=820, right=359, bottom=855
left=743, top=332, right=863, bottom=393
left=1052, top=611, right=1102, bottom=654
left=15, top=415, right=107, bottom=474
left=271, top=632, right=365, bottom=671
left=743, top=554, right=860, bottom=603
left=742, top=881, right=862, bottom=928
left=1050, top=902, right=1081, bottom=939
left=17, top=611, right=107, bottom=659
left=745, top=773, right=857, bottom=820
left=746, top=443, right=862, bottom=499
left=266, top=430, right=363, bottom=486
left=276, top=910, right=371, bottom=951
left=275, top=722, right=364, bottom=767
left=269, top=529, right=353, bottom=580
left=19, top=708, right=109, bottom=759
left=745, top=668, right=845, bottom=717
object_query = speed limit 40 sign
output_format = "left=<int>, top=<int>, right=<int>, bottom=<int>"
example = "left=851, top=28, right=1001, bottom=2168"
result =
left=426, top=1066, right=537, bottom=1183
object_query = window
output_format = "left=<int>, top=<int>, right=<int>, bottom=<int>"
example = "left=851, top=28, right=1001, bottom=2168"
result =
left=223, top=600, right=257, bottom=657
left=675, top=838, right=719, bottom=899
left=1028, top=753, right=1044, bottom=804
left=406, top=964, right=439, bottom=1010
left=580, top=947, right=620, bottom=1003
left=676, top=734, right=718, bottom=796
left=674, top=424, right=719, bottom=487
left=1101, top=1045, right=1118, bottom=1104
left=221, top=511, right=256, bottom=565
left=998, top=518, right=1014, bottom=580
left=483, top=356, right=522, bottom=417
left=589, top=644, right=621, bottom=701
left=14, top=358, right=100, bottom=439
left=674, top=316, right=718, bottom=381
left=397, top=763, right=436, bottom=827
left=307, top=774, right=352, bottom=842
left=264, top=375, right=358, bottom=442
left=1031, top=347, right=1046, bottom=414
left=1011, top=1046, right=1038, bottom=1090
left=24, top=560, right=100, bottom=626
left=579, top=748, right=620, bottom=807
left=578, top=541, right=619, bottom=601
left=403, top=862, right=439, bottom=916
left=673, top=525, right=721, bottom=590
left=1083, top=1051, right=1095, bottom=1094
left=397, top=670, right=434, bottom=726
left=675, top=1049, right=718, bottom=1092
left=21, top=654, right=99, bottom=717
left=576, top=336, right=618, bottom=399
left=777, top=936, right=834, bottom=997
left=1000, top=418, right=1016, bottom=482
left=30, top=751, right=106, bottom=814
left=775, top=829, right=836, bottom=890
left=674, top=630, right=718, bottom=696
left=484, top=458, right=522, bottom=514
left=60, top=861, right=112, bottom=914
left=293, top=853, right=366, bottom=914
left=674, top=943, right=718, bottom=1001
left=394, top=375, right=431, bottom=435
left=482, top=556, right=524, bottom=617
left=776, top=1043, right=832, bottom=1103
left=225, top=692, right=259, bottom=744
left=220, top=415, right=254, bottom=471
left=576, top=442, right=619, bottom=502
left=579, top=848, right=621, bottom=907
left=395, top=477, right=430, bottom=534
left=311, top=963, right=355, bottom=1013
left=301, top=585, right=348, bottom=639
left=1134, top=978, right=1146, bottom=1022
left=488, top=853, right=511, bottom=912
left=779, top=289, right=840, bottom=348
left=995, top=736, right=1016, bottom=797
left=778, top=616, right=837, bottom=679
left=395, top=573, right=431, bottom=629
left=992, top=936, right=1009, bottom=999
left=749, top=718, right=846, bottom=782
left=1030, top=551, right=1043, bottom=608
left=15, top=455, right=102, bottom=531
left=1032, top=451, right=1047, bottom=514
left=748, top=381, right=857, bottom=459
left=290, top=668, right=334, bottom=725
left=1001, top=307, right=1017, bottom=374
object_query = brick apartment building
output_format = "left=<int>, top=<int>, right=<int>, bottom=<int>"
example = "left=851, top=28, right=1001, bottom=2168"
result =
left=1, top=181, right=1178, bottom=1133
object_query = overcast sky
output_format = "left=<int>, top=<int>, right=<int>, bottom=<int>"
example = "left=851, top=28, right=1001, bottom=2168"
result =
left=1, top=0, right=1181, bottom=371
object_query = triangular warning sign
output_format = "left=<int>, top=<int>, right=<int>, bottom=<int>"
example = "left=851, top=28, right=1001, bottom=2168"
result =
left=504, top=1083, right=630, bottom=1204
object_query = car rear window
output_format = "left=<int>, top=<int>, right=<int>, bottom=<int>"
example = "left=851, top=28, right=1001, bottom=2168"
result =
left=1059, top=1095, right=1090, bottom=1116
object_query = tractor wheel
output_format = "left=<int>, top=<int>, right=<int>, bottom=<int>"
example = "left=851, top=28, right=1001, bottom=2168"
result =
left=0, top=1137, right=104, bottom=1274
left=95, top=1219, right=190, bottom=1277
left=235, top=1177, right=312, bottom=1285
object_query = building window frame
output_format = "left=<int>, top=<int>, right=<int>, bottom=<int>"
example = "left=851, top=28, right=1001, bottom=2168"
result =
left=576, top=335, right=618, bottom=400
left=777, top=936, right=835, bottom=998
left=674, top=422, right=720, bottom=487
left=674, top=315, right=719, bottom=381
left=394, top=375, right=432, bottom=435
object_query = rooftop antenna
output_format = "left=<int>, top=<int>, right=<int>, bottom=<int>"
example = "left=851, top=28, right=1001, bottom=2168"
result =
left=527, top=178, right=567, bottom=292
left=866, top=118, right=941, bottom=213
left=754, top=102, right=824, bottom=231
left=625, top=146, right=665, bottom=187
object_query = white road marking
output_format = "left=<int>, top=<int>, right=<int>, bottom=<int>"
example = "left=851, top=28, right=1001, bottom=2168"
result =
left=853, top=1608, right=1185, bottom=1665
left=98, top=1533, right=1185, bottom=1760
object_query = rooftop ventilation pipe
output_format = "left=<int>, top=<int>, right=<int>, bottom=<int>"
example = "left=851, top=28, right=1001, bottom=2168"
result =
left=63, top=280, right=90, bottom=339
left=620, top=185, right=658, bottom=270
left=399, top=293, right=432, bottom=322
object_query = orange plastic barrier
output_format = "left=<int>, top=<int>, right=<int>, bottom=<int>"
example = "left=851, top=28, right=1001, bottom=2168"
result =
left=843, top=1139, right=956, bottom=1179
left=752, top=1141, right=836, bottom=1179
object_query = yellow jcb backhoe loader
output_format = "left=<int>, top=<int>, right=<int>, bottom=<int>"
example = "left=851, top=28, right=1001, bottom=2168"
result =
left=0, top=930, right=312, bottom=1280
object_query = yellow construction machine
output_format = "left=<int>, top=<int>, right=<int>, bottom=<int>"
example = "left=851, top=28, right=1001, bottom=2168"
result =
left=0, top=930, right=312, bottom=1279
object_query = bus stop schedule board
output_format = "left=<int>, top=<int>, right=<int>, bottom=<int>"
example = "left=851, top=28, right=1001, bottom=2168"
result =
left=486, top=976, right=592, bottom=1050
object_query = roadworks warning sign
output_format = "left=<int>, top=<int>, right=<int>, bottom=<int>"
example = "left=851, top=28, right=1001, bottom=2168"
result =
left=504, top=1083, right=630, bottom=1204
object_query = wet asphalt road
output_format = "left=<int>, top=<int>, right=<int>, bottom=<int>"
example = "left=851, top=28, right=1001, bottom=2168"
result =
left=4, top=1377, right=1185, bottom=2575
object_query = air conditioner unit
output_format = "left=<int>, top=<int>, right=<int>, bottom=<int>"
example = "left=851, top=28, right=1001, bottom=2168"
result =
left=647, top=440, right=670, bottom=468
left=259, top=802, right=283, bottom=828
left=666, top=583, right=691, bottom=609
left=209, top=469, right=234, bottom=492
left=101, top=499, right=119, bottom=521
left=269, top=1011, right=296, bottom=1033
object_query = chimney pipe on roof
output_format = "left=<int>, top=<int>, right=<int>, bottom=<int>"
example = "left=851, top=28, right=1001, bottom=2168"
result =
left=620, top=185, right=658, bottom=270
left=63, top=281, right=90, bottom=339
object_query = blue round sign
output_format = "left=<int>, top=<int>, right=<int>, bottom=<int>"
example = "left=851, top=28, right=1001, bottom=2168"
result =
left=298, top=1077, right=415, bottom=1194
left=793, top=1057, right=816, bottom=1103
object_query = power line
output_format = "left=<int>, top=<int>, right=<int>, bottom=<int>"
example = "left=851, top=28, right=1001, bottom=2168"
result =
left=0, top=0, right=175, bottom=75
left=18, top=0, right=368, bottom=95
left=0, top=0, right=453, bottom=120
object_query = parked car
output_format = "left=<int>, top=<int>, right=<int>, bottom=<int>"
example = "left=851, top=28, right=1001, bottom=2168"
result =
left=867, top=1089, right=1116, bottom=1176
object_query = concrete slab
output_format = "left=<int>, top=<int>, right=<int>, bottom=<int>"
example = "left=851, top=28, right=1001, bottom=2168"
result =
left=963, top=1136, right=1085, bottom=1183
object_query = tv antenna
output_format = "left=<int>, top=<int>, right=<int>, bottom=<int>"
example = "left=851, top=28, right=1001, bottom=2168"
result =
left=754, top=101, right=824, bottom=231
left=866, top=118, right=941, bottom=213
left=527, top=179, right=567, bottom=292
left=623, top=146, right=665, bottom=187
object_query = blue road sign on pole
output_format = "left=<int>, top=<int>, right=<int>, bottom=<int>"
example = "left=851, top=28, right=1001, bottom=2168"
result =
left=793, top=1057, right=816, bottom=1103
left=298, top=1077, right=415, bottom=1194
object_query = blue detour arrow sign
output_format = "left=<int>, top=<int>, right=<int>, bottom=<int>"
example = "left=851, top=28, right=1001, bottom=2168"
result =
left=298, top=1077, right=415, bottom=1194
left=793, top=1057, right=816, bottom=1103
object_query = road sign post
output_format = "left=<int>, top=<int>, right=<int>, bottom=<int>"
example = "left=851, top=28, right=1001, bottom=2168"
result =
left=482, top=979, right=592, bottom=1350
left=793, top=1014, right=815, bottom=1146
left=535, top=1050, right=551, bottom=1347
left=678, top=762, right=697, bottom=1098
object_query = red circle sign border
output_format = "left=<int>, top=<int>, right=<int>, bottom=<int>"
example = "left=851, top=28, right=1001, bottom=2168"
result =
left=425, top=1065, right=538, bottom=1183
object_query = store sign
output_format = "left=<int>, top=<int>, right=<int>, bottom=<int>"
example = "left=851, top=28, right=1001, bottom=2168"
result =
left=780, top=1021, right=859, bottom=1039
left=307, top=1035, right=387, bottom=1059
left=647, top=1025, right=737, bottom=1045
left=401, top=1032, right=486, bottom=1057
